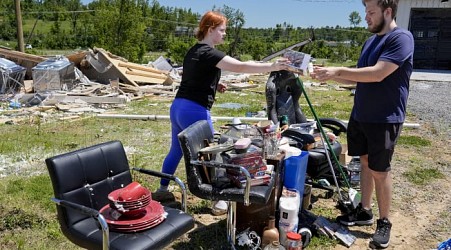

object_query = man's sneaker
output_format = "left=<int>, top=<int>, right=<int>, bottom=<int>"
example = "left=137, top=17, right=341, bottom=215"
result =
left=370, top=218, right=392, bottom=249
left=336, top=203, right=374, bottom=226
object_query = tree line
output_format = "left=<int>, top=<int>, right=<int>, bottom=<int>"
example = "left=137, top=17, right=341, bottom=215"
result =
left=1, top=0, right=371, bottom=64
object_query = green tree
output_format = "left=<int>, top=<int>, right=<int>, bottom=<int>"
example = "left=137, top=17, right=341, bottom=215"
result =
left=89, top=0, right=146, bottom=61
left=167, top=37, right=195, bottom=64
left=67, top=0, right=83, bottom=32
left=216, top=5, right=245, bottom=57
left=0, top=0, right=17, bottom=40
left=349, top=11, right=362, bottom=27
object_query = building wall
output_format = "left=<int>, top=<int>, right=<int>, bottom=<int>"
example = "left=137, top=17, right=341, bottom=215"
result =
left=397, top=0, right=451, bottom=29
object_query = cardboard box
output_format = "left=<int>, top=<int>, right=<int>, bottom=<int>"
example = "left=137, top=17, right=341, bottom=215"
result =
left=339, top=144, right=352, bottom=166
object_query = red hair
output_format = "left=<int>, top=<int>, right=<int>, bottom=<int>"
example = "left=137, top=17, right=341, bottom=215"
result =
left=195, top=11, right=227, bottom=41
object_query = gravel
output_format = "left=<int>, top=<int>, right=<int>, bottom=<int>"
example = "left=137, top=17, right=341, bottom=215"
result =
left=407, top=80, right=450, bottom=138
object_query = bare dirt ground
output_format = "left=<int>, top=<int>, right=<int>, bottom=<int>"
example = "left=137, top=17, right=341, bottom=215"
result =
left=173, top=80, right=451, bottom=250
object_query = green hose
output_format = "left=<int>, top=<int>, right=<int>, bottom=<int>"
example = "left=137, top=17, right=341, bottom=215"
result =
left=296, top=77, right=351, bottom=189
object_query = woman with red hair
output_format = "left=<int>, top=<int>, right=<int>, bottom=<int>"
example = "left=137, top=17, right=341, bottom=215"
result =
left=159, top=11, right=289, bottom=215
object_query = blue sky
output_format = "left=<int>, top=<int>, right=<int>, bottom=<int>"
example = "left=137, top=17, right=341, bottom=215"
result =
left=155, top=0, right=367, bottom=28
left=79, top=0, right=367, bottom=28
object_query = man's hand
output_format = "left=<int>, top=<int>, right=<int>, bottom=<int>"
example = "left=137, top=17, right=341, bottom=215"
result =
left=311, top=66, right=340, bottom=81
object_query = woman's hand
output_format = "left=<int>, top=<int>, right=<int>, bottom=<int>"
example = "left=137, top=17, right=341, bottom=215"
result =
left=271, top=58, right=290, bottom=71
left=218, top=82, right=228, bottom=93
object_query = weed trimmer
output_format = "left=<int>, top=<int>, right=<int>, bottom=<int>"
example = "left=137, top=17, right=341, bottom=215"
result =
left=296, top=77, right=361, bottom=210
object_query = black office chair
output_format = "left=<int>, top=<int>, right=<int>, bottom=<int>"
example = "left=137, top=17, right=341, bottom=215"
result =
left=45, top=140, right=195, bottom=250
left=178, top=120, right=276, bottom=247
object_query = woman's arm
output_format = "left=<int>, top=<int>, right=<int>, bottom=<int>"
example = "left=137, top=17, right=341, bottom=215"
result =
left=216, top=55, right=289, bottom=73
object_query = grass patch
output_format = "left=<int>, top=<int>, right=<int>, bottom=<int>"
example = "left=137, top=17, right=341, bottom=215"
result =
left=308, top=234, right=338, bottom=248
left=23, top=18, right=72, bottom=34
left=0, top=79, right=359, bottom=249
left=1, top=78, right=444, bottom=248
left=187, top=199, right=211, bottom=214
left=403, top=166, right=445, bottom=185
left=0, top=206, right=48, bottom=231
left=397, top=135, right=431, bottom=147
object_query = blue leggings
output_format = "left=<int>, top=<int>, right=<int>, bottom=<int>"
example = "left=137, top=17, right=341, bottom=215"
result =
left=160, top=98, right=214, bottom=186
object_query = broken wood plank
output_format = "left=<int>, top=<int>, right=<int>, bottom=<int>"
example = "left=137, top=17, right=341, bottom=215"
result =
left=0, top=47, right=46, bottom=79
left=228, top=82, right=259, bottom=90
left=59, top=115, right=81, bottom=121
left=118, top=62, right=166, bottom=75
left=50, top=94, right=127, bottom=104
left=95, top=49, right=141, bottom=87
left=95, top=49, right=170, bottom=87
left=125, top=70, right=167, bottom=80
left=0, top=47, right=46, bottom=64
left=138, top=86, right=175, bottom=95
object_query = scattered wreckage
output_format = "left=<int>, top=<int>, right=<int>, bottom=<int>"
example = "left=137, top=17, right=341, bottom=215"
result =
left=0, top=47, right=254, bottom=122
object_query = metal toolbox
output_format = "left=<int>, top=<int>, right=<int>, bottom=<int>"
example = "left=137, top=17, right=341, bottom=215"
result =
left=32, top=56, right=75, bottom=92
left=0, top=58, right=26, bottom=94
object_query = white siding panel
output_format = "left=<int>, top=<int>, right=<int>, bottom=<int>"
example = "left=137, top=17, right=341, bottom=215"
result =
left=397, top=0, right=412, bottom=29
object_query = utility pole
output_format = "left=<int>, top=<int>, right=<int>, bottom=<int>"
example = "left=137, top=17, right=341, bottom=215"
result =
left=14, top=0, right=25, bottom=52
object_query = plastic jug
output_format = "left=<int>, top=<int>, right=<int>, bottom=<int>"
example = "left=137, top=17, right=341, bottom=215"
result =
left=283, top=151, right=309, bottom=203
left=279, top=188, right=300, bottom=233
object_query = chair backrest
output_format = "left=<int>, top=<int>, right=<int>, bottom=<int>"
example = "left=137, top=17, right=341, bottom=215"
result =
left=178, top=120, right=214, bottom=199
left=45, top=140, right=133, bottom=238
left=266, top=70, right=308, bottom=125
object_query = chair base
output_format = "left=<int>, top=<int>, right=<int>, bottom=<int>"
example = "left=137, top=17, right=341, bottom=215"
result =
left=227, top=201, right=237, bottom=249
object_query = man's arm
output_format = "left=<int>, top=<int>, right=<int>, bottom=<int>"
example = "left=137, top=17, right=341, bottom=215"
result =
left=313, top=60, right=399, bottom=83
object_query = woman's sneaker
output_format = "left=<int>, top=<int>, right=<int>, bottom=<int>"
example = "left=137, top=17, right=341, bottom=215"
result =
left=370, top=218, right=392, bottom=249
left=336, top=203, right=374, bottom=226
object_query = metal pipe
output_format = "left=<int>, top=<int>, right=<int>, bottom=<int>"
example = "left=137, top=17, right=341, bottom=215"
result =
left=173, top=176, right=188, bottom=212
left=97, top=113, right=421, bottom=128
left=97, top=214, right=110, bottom=250
left=239, top=166, right=251, bottom=206
left=227, top=201, right=237, bottom=248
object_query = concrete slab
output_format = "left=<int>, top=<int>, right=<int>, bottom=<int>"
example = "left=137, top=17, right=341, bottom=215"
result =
left=411, top=70, right=451, bottom=82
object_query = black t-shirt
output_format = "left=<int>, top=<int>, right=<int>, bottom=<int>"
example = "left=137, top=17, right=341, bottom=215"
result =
left=176, top=43, right=226, bottom=110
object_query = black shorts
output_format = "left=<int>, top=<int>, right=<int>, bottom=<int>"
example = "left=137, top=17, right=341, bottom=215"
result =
left=346, top=117, right=403, bottom=172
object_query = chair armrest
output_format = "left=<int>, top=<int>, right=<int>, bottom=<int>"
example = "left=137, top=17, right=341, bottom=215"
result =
left=190, top=160, right=251, bottom=206
left=51, top=198, right=109, bottom=250
left=318, top=118, right=347, bottom=136
left=132, top=168, right=188, bottom=212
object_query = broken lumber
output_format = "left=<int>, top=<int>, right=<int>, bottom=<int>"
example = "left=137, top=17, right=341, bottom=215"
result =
left=118, top=62, right=166, bottom=74
left=49, top=94, right=127, bottom=104
left=125, top=70, right=167, bottom=80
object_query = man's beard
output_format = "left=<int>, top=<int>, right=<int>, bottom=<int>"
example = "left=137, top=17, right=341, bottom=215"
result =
left=368, top=17, right=385, bottom=34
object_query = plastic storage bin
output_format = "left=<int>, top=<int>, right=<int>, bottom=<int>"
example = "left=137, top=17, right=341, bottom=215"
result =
left=32, top=56, right=75, bottom=92
left=283, top=151, right=309, bottom=203
left=0, top=58, right=26, bottom=94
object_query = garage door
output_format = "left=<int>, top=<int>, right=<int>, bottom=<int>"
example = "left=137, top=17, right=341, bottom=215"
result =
left=410, top=9, right=451, bottom=70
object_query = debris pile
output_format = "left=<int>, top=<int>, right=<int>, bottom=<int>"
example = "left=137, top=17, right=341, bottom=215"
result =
left=0, top=47, right=259, bottom=120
